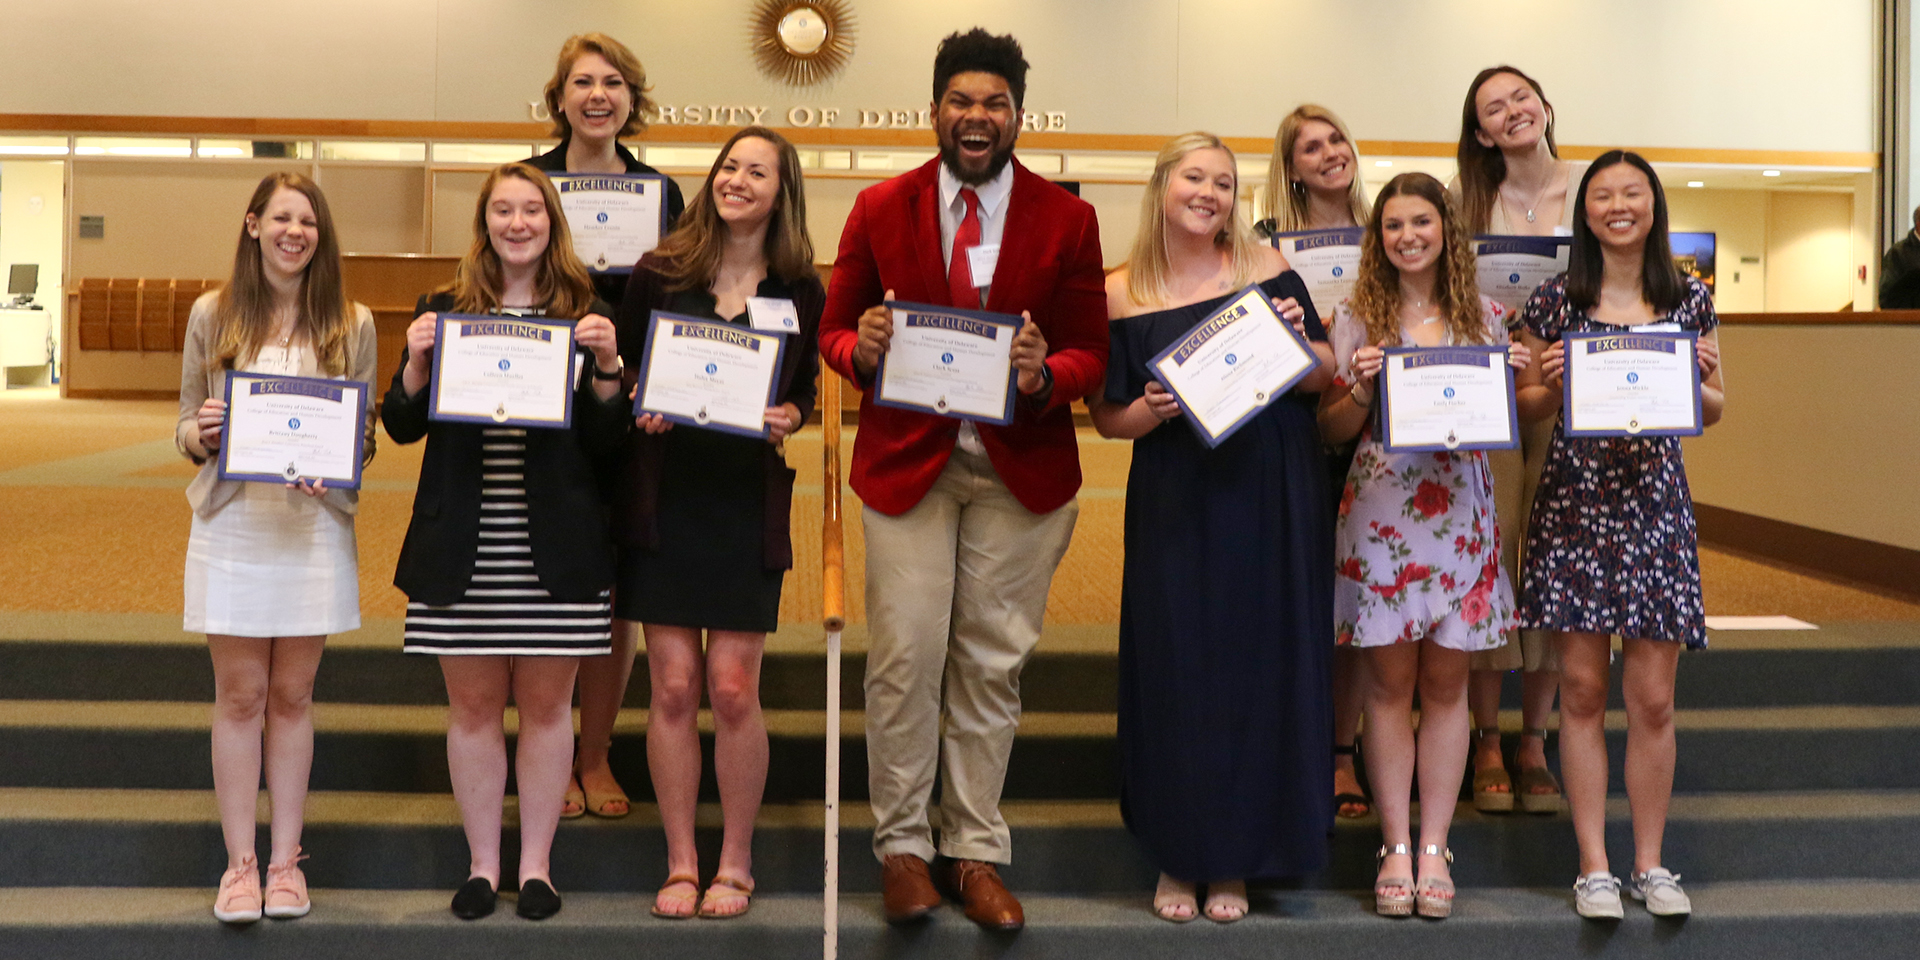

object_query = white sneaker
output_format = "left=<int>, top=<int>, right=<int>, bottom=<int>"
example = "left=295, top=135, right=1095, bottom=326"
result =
left=1573, top=872, right=1624, bottom=919
left=1630, top=868, right=1692, bottom=916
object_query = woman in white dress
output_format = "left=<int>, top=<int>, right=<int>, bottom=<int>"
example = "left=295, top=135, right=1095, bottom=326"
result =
left=176, top=173, right=377, bottom=924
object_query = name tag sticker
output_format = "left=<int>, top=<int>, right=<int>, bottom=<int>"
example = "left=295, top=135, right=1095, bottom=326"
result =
left=967, top=243, right=1001, bottom=289
left=746, top=297, right=800, bottom=333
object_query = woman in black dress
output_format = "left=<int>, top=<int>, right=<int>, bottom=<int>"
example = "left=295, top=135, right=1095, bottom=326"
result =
left=383, top=163, right=628, bottom=920
left=612, top=126, right=821, bottom=919
left=1089, top=132, right=1336, bottom=924
left=530, top=33, right=687, bottom=821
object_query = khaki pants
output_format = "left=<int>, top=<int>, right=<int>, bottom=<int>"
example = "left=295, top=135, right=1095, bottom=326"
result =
left=862, top=446, right=1078, bottom=864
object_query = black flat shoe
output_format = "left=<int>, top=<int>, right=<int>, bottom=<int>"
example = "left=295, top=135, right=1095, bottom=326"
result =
left=451, top=877, right=497, bottom=920
left=516, top=878, right=562, bottom=920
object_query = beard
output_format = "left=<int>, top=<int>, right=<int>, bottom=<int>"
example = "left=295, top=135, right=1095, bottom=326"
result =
left=938, top=131, right=1016, bottom=186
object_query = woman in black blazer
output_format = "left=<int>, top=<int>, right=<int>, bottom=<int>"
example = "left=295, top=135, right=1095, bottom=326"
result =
left=381, top=162, right=627, bottom=921
left=610, top=126, right=821, bottom=919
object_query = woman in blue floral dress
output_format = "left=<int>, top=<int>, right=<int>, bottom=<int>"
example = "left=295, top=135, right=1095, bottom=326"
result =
left=1320, top=173, right=1529, bottom=920
left=1513, top=151, right=1726, bottom=921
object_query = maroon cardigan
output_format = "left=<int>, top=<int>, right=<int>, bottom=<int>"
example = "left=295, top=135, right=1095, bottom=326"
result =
left=611, top=256, right=824, bottom=570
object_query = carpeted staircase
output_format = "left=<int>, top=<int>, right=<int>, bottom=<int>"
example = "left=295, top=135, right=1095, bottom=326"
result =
left=1, top=619, right=1918, bottom=958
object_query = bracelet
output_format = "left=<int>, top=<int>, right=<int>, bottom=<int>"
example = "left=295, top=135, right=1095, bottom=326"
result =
left=1349, top=382, right=1373, bottom=408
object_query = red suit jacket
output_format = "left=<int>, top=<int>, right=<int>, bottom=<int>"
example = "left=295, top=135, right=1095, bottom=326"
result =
left=819, top=158, right=1108, bottom=516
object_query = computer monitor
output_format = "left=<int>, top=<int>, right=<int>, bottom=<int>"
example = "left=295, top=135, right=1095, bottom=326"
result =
left=1669, top=232, right=1715, bottom=294
left=7, top=264, right=37, bottom=298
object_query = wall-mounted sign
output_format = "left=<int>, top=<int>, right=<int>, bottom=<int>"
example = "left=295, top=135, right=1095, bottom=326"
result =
left=652, top=104, right=1068, bottom=132
left=751, top=0, right=857, bottom=87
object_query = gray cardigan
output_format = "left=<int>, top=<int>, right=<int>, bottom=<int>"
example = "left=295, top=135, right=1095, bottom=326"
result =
left=175, top=291, right=379, bottom=518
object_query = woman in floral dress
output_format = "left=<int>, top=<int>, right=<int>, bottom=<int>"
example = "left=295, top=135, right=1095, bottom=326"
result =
left=1319, top=173, right=1529, bottom=920
left=1514, top=151, right=1725, bottom=921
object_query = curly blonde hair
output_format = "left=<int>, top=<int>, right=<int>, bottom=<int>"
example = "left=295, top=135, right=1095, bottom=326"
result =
left=1349, top=173, right=1489, bottom=347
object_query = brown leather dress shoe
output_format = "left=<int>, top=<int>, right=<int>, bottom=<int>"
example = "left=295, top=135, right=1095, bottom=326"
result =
left=881, top=854, right=942, bottom=923
left=948, top=859, right=1024, bottom=931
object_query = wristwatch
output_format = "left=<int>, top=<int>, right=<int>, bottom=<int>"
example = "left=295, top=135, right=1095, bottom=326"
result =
left=592, top=357, right=624, bottom=381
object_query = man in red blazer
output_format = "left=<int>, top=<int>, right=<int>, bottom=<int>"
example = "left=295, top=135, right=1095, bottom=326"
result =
left=818, top=29, right=1107, bottom=932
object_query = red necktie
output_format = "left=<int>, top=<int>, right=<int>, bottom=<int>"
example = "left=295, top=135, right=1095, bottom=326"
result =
left=948, top=187, right=981, bottom=308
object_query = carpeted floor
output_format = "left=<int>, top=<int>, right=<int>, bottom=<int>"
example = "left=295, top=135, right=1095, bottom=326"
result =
left=2, top=392, right=1915, bottom=626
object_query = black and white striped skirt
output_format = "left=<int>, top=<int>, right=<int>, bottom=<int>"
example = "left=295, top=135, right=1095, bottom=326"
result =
left=402, top=429, right=613, bottom=657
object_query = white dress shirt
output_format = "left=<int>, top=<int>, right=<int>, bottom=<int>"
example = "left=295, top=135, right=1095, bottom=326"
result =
left=935, top=160, right=1015, bottom=455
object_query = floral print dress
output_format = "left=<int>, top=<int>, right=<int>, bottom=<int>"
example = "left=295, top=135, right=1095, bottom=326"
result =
left=1518, top=275, right=1713, bottom=650
left=1331, top=296, right=1517, bottom=650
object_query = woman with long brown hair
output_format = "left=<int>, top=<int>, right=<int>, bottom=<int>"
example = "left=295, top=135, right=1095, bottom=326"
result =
left=177, top=172, right=377, bottom=923
left=382, top=162, right=628, bottom=921
left=1455, top=65, right=1579, bottom=816
left=610, top=125, right=821, bottom=920
left=1317, top=172, right=1530, bottom=919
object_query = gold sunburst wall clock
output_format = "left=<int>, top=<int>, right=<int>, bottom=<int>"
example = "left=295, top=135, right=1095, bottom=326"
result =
left=750, top=0, right=857, bottom=87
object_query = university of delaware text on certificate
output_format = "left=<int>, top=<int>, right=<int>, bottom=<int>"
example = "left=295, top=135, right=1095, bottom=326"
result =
left=552, top=173, right=668, bottom=273
left=1149, top=284, right=1320, bottom=448
left=873, top=301, right=1022, bottom=425
left=635, top=311, right=786, bottom=438
left=1270, top=228, right=1363, bottom=314
left=429, top=315, right=577, bottom=428
left=218, top=372, right=368, bottom=488
left=1378, top=346, right=1519, bottom=453
left=1474, top=235, right=1571, bottom=315
left=1561, top=331, right=1702, bottom=437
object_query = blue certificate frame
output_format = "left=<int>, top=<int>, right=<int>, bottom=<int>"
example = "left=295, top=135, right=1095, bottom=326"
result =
left=1148, top=283, right=1321, bottom=449
left=428, top=313, right=578, bottom=429
left=551, top=172, right=670, bottom=274
left=1377, top=345, right=1520, bottom=453
left=633, top=310, right=789, bottom=439
left=1560, top=330, right=1703, bottom=438
left=216, top=371, right=368, bottom=489
left=873, top=300, right=1025, bottom=426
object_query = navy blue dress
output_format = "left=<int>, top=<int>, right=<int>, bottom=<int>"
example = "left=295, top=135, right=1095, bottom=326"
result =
left=1108, top=272, right=1335, bottom=882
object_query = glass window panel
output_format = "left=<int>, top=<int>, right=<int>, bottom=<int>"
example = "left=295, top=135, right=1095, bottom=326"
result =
left=1063, top=154, right=1157, bottom=177
left=73, top=137, right=192, bottom=158
left=0, top=136, right=69, bottom=157
left=196, top=139, right=313, bottom=159
left=318, top=141, right=427, bottom=162
left=642, top=146, right=721, bottom=169
left=430, top=143, right=542, bottom=164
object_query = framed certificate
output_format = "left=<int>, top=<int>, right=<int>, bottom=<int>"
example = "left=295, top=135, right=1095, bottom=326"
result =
left=1562, top=331, right=1702, bottom=437
left=1149, top=283, right=1321, bottom=449
left=217, top=372, right=369, bottom=489
left=873, top=300, right=1022, bottom=425
left=1377, top=345, right=1519, bottom=453
left=1269, top=227, right=1362, bottom=314
left=550, top=173, right=669, bottom=274
left=429, top=314, right=577, bottom=428
left=1474, top=235, right=1571, bottom=315
left=634, top=311, right=788, bottom=438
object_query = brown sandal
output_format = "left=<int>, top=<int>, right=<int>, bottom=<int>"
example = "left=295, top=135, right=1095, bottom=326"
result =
left=651, top=873, right=700, bottom=919
left=697, top=875, right=755, bottom=919
left=1471, top=727, right=1514, bottom=813
left=1516, top=727, right=1563, bottom=814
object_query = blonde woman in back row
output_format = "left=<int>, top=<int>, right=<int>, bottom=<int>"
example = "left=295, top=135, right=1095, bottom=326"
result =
left=1259, top=103, right=1375, bottom=825
left=177, top=173, right=378, bottom=924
